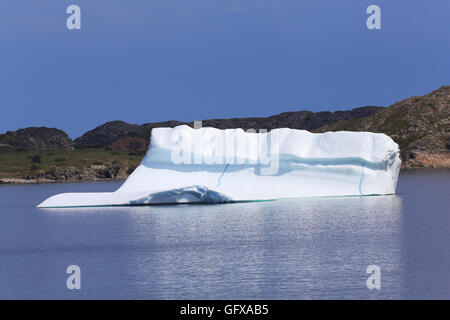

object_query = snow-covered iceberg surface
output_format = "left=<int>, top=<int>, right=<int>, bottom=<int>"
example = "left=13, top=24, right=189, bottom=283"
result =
left=37, top=126, right=401, bottom=208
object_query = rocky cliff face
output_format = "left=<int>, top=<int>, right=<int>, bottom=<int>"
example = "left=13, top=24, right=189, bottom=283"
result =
left=74, top=106, right=384, bottom=150
left=0, top=127, right=73, bottom=150
left=315, top=86, right=450, bottom=169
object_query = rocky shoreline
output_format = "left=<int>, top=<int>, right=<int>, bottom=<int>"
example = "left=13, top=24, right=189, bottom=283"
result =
left=1, top=159, right=449, bottom=185
left=0, top=163, right=134, bottom=185
left=1, top=85, right=448, bottom=184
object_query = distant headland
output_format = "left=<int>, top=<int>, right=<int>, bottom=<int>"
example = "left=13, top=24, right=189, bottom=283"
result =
left=1, top=86, right=448, bottom=184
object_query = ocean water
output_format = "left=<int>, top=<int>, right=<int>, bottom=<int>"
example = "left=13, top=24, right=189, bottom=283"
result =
left=0, top=169, right=448, bottom=299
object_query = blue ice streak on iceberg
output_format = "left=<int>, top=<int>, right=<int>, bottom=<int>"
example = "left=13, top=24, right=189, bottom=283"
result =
left=359, top=165, right=365, bottom=195
left=216, top=163, right=229, bottom=187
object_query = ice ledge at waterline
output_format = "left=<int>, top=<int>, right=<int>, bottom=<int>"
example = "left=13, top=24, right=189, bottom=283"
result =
left=37, top=126, right=401, bottom=208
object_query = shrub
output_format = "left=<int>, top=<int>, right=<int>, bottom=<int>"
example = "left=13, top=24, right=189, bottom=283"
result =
left=31, top=155, right=42, bottom=163
left=128, top=150, right=145, bottom=156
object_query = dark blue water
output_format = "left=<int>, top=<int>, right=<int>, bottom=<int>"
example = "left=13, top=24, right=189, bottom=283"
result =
left=0, top=170, right=448, bottom=299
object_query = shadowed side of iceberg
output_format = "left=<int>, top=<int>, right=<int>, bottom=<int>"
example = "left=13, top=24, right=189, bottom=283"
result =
left=128, top=186, right=233, bottom=205
left=37, top=186, right=234, bottom=208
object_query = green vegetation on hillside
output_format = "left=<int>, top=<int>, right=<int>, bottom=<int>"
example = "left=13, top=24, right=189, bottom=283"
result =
left=0, top=86, right=448, bottom=181
left=0, top=149, right=144, bottom=179
left=314, top=86, right=450, bottom=169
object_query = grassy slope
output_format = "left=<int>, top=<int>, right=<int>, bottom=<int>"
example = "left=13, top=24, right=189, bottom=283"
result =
left=0, top=149, right=144, bottom=179
left=314, top=86, right=450, bottom=168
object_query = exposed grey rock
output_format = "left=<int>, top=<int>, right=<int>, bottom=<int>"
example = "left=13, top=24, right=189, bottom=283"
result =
left=74, top=106, right=384, bottom=149
left=0, top=127, right=73, bottom=150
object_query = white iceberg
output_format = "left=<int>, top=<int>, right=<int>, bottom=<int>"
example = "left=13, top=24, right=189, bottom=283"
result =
left=37, top=126, right=401, bottom=208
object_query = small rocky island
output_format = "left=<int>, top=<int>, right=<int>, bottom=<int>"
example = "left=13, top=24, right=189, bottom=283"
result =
left=0, top=86, right=448, bottom=184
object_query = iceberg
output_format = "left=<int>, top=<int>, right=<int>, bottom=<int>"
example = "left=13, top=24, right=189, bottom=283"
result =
left=37, top=126, right=401, bottom=208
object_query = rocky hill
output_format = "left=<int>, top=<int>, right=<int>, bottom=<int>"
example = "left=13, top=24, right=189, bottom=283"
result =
left=315, top=86, right=450, bottom=169
left=0, top=127, right=73, bottom=151
left=74, top=106, right=384, bottom=150
left=73, top=121, right=149, bottom=149
left=1, top=86, right=448, bottom=184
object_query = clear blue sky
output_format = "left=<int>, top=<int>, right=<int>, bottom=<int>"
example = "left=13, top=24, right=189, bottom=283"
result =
left=1, top=0, right=449, bottom=138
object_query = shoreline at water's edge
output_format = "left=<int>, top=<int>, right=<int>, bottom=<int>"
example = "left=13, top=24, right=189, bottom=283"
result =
left=1, top=167, right=449, bottom=185
left=0, top=177, right=125, bottom=185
